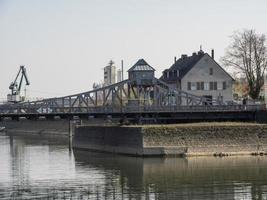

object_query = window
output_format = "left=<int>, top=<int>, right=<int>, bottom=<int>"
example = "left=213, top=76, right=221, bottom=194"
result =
left=218, top=82, right=223, bottom=90
left=209, top=82, right=214, bottom=90
left=204, top=82, right=209, bottom=90
left=201, top=82, right=204, bottom=90
left=197, top=82, right=201, bottom=90
left=223, top=81, right=227, bottom=90
left=209, top=68, right=213, bottom=75
left=213, top=82, right=217, bottom=90
left=177, top=70, right=179, bottom=77
left=209, top=82, right=217, bottom=90
left=196, top=82, right=204, bottom=90
left=191, top=82, right=196, bottom=90
left=187, top=82, right=191, bottom=90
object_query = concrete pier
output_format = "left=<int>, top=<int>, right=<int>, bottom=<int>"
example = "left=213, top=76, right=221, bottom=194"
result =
left=73, top=123, right=267, bottom=156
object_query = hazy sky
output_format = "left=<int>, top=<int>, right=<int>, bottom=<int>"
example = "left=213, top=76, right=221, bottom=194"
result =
left=1, top=0, right=267, bottom=100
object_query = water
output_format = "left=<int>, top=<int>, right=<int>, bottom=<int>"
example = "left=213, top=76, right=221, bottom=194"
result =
left=1, top=134, right=267, bottom=200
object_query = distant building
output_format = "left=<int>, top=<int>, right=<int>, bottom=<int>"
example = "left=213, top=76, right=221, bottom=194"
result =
left=117, top=69, right=123, bottom=83
left=104, top=60, right=116, bottom=86
left=160, top=50, right=234, bottom=104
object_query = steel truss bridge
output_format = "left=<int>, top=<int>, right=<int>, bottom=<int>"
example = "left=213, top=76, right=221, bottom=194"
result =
left=0, top=78, right=265, bottom=122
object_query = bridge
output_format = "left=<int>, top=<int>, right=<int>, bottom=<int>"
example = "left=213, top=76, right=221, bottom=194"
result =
left=0, top=59, right=265, bottom=123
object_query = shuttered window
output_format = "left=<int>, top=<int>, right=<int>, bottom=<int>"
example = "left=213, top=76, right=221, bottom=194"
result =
left=187, top=82, right=191, bottom=90
left=201, top=82, right=204, bottom=90
left=196, top=82, right=204, bottom=90
left=209, top=82, right=214, bottom=90
left=223, top=81, right=227, bottom=90
left=214, top=82, right=217, bottom=90
left=197, top=82, right=201, bottom=90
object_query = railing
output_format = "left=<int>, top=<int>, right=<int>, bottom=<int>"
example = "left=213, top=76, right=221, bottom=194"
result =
left=0, top=104, right=265, bottom=116
left=123, top=104, right=266, bottom=113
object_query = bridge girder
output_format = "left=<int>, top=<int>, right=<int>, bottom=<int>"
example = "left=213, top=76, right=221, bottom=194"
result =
left=0, top=78, right=259, bottom=115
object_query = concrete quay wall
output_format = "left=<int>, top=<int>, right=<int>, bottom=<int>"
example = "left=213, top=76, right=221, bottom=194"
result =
left=0, top=118, right=113, bottom=136
left=0, top=119, right=70, bottom=136
left=73, top=126, right=144, bottom=155
left=73, top=123, right=267, bottom=156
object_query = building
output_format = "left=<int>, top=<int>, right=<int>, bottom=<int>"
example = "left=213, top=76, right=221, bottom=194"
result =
left=104, top=60, right=116, bottom=86
left=160, top=50, right=234, bottom=104
left=117, top=69, right=123, bottom=82
left=128, top=59, right=156, bottom=85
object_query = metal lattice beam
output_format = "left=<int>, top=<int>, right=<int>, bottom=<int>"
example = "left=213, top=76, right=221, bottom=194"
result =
left=0, top=78, right=253, bottom=115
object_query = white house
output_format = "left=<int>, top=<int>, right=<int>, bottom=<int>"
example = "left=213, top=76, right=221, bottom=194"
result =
left=160, top=50, right=234, bottom=104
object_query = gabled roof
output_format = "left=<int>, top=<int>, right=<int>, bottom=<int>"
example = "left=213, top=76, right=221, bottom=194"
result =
left=168, top=52, right=205, bottom=79
left=128, top=59, right=155, bottom=72
left=161, top=51, right=235, bottom=81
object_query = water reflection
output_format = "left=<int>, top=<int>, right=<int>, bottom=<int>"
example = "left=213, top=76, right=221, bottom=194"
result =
left=74, top=151, right=267, bottom=200
left=0, top=134, right=267, bottom=199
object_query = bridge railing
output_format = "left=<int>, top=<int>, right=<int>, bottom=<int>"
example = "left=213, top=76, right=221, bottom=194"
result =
left=0, top=103, right=265, bottom=116
left=122, top=104, right=266, bottom=113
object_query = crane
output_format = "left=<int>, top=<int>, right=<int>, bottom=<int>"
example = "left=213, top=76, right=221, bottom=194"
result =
left=7, top=65, right=30, bottom=103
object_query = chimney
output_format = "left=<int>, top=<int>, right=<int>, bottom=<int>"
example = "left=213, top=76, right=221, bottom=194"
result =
left=181, top=54, right=187, bottom=59
left=211, top=49, right=214, bottom=59
left=174, top=56, right=177, bottom=63
left=121, top=60, right=124, bottom=80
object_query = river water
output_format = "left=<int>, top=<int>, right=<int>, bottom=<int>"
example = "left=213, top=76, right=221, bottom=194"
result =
left=1, top=134, right=267, bottom=200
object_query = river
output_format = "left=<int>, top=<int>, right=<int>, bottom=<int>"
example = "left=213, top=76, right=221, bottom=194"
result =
left=0, top=134, right=267, bottom=199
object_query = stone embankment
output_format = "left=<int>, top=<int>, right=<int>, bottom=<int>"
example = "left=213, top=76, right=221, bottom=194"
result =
left=73, top=122, right=267, bottom=156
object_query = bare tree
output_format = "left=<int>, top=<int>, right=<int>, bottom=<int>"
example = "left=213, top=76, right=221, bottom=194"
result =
left=222, top=29, right=267, bottom=100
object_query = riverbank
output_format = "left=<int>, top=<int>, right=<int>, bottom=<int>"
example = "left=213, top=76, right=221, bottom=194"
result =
left=73, top=122, right=267, bottom=157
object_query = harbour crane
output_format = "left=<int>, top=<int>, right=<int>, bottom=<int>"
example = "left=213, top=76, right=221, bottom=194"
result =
left=7, top=65, right=30, bottom=103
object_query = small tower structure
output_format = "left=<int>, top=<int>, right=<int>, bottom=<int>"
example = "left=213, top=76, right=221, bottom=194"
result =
left=104, top=60, right=116, bottom=86
left=128, top=59, right=155, bottom=85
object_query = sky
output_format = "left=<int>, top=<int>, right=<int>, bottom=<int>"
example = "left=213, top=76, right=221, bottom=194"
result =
left=0, top=0, right=267, bottom=100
